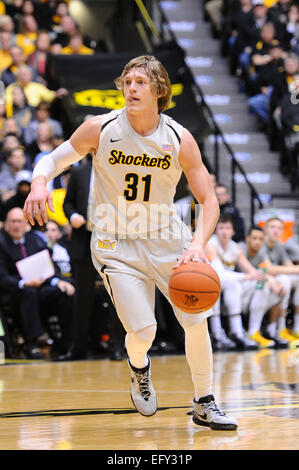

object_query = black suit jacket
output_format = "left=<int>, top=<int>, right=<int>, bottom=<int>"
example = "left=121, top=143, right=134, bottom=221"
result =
left=63, top=161, right=92, bottom=261
left=0, top=230, right=52, bottom=294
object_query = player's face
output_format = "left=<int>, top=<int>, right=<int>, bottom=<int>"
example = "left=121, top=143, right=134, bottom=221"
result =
left=265, top=220, right=284, bottom=242
left=215, top=222, right=234, bottom=242
left=247, top=230, right=264, bottom=252
left=123, top=67, right=159, bottom=114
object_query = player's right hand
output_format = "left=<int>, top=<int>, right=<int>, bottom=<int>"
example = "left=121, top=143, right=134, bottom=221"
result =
left=23, top=177, right=54, bottom=226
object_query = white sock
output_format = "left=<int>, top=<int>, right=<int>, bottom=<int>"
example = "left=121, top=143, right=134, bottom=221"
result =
left=209, top=314, right=223, bottom=338
left=266, top=321, right=277, bottom=338
left=277, top=316, right=286, bottom=334
left=229, top=314, right=244, bottom=337
left=293, top=313, right=299, bottom=334
left=125, top=324, right=157, bottom=369
left=184, top=320, right=213, bottom=401
left=247, top=290, right=266, bottom=335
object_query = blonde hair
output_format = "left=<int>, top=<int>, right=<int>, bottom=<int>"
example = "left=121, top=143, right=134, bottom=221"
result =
left=265, top=216, right=284, bottom=227
left=114, top=55, right=172, bottom=113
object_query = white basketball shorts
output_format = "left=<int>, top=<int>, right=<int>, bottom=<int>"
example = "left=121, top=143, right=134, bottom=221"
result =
left=90, top=218, right=214, bottom=333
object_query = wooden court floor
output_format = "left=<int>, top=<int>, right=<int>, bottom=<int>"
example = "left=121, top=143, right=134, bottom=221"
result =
left=0, top=349, right=299, bottom=450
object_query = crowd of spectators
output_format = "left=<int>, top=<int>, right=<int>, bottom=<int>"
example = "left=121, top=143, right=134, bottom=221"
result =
left=204, top=0, right=299, bottom=189
left=0, top=0, right=124, bottom=361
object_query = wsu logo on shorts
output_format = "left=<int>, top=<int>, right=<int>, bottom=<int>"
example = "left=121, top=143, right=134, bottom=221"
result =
left=97, top=239, right=117, bottom=251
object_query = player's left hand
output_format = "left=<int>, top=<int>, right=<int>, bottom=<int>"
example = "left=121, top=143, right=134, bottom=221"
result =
left=173, top=242, right=210, bottom=268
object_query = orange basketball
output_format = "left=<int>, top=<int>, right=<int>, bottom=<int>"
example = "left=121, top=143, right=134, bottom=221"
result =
left=168, top=261, right=221, bottom=313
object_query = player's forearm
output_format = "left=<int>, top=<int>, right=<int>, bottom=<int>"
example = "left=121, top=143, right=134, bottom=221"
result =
left=33, top=140, right=84, bottom=182
left=192, top=198, right=220, bottom=248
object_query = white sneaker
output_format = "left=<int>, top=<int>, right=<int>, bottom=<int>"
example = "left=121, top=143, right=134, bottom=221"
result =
left=128, top=357, right=157, bottom=416
left=193, top=395, right=238, bottom=430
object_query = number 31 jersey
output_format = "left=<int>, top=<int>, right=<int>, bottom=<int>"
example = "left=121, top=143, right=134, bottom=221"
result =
left=90, top=108, right=183, bottom=237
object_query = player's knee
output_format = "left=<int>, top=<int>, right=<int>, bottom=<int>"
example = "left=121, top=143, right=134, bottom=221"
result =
left=130, top=324, right=157, bottom=347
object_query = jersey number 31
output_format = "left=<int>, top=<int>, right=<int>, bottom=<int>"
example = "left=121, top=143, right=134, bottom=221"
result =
left=123, top=173, right=152, bottom=202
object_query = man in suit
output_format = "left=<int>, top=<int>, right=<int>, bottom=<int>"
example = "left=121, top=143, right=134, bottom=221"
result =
left=62, top=156, right=125, bottom=360
left=62, top=156, right=99, bottom=359
left=0, top=207, right=74, bottom=359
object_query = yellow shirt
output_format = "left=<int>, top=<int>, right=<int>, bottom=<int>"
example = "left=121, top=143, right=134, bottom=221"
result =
left=5, top=82, right=56, bottom=117
left=61, top=45, right=94, bottom=55
left=16, top=32, right=37, bottom=57
left=0, top=1, right=5, bottom=14
left=0, top=49, right=12, bottom=74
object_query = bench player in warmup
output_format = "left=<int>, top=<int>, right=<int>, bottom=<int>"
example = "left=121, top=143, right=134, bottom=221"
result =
left=23, top=55, right=238, bottom=430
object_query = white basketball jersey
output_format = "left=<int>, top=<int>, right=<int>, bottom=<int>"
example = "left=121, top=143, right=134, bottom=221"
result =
left=90, top=108, right=183, bottom=237
left=209, top=234, right=240, bottom=271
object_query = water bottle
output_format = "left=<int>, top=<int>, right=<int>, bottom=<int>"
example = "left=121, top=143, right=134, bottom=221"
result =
left=256, top=267, right=266, bottom=290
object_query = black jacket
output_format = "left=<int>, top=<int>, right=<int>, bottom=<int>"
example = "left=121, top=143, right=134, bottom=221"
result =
left=63, top=161, right=92, bottom=261
left=0, top=230, right=52, bottom=294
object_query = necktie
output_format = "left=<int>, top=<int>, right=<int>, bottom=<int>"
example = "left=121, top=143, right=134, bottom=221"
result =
left=19, top=242, right=27, bottom=258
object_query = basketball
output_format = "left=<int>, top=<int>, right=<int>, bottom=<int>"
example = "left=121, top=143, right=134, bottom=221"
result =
left=168, top=261, right=221, bottom=313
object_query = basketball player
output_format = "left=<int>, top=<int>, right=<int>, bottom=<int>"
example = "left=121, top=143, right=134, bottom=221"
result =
left=23, top=55, right=238, bottom=430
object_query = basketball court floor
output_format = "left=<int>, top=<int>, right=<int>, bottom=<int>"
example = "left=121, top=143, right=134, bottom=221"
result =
left=0, top=349, right=298, bottom=450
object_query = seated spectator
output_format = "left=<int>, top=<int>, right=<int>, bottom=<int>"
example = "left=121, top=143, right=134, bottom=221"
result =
left=61, top=32, right=95, bottom=55
left=0, top=207, right=74, bottom=359
left=28, top=121, right=54, bottom=165
left=45, top=219, right=73, bottom=284
left=1, top=117, right=23, bottom=140
left=16, top=14, right=38, bottom=58
left=248, top=40, right=287, bottom=128
left=0, top=14, right=16, bottom=40
left=235, top=0, right=272, bottom=78
left=0, top=132, right=22, bottom=169
left=278, top=73, right=299, bottom=180
left=21, top=0, right=36, bottom=18
left=239, top=225, right=287, bottom=348
left=0, top=145, right=27, bottom=202
left=248, top=21, right=286, bottom=87
left=23, top=100, right=63, bottom=147
left=51, top=1, right=70, bottom=32
left=1, top=169, right=32, bottom=220
left=51, top=15, right=95, bottom=54
left=0, top=31, right=13, bottom=75
left=1, top=45, right=26, bottom=88
left=27, top=30, right=59, bottom=90
left=261, top=217, right=299, bottom=345
left=215, top=183, right=245, bottom=241
left=10, top=84, right=34, bottom=136
left=269, top=52, right=299, bottom=152
left=206, top=214, right=263, bottom=350
left=4, top=65, right=68, bottom=115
